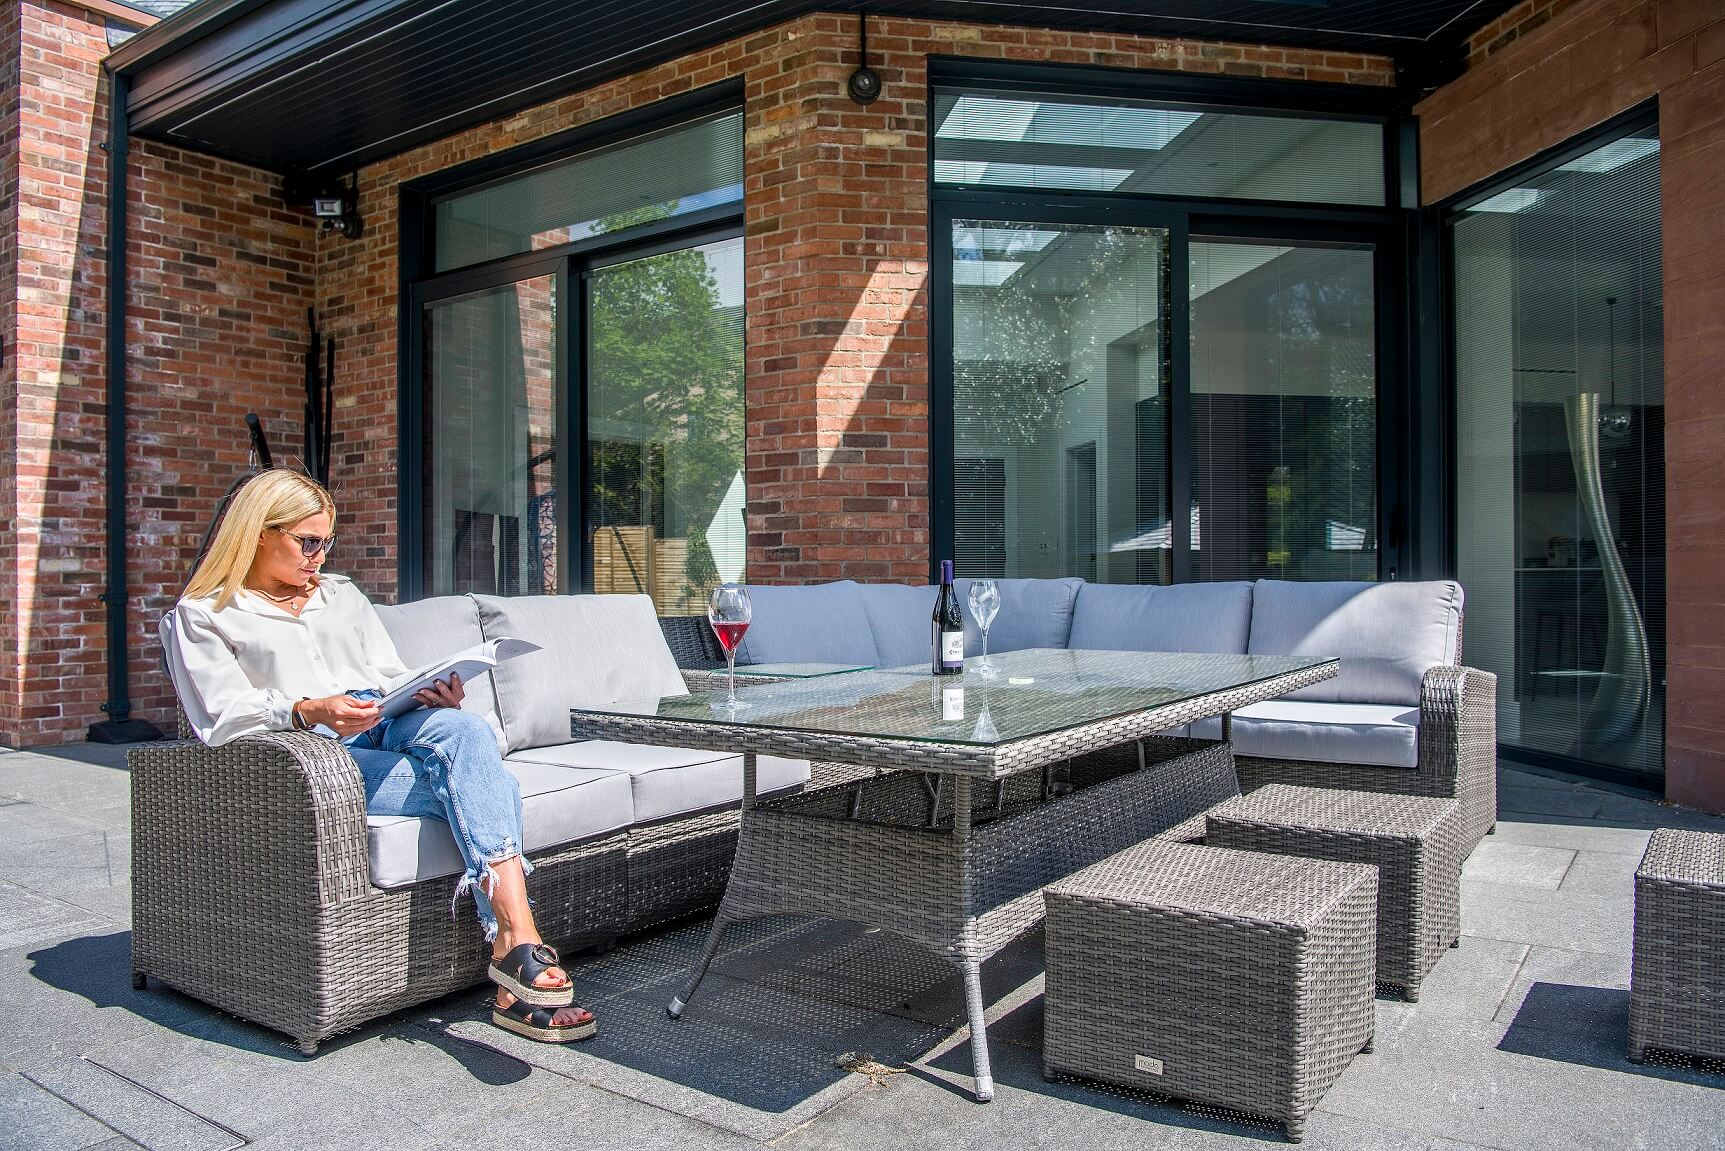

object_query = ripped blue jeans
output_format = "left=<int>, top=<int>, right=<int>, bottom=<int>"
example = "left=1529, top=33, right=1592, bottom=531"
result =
left=343, top=697, right=528, bottom=942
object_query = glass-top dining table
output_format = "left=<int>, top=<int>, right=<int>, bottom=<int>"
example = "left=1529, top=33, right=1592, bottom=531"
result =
left=570, top=647, right=1337, bottom=1102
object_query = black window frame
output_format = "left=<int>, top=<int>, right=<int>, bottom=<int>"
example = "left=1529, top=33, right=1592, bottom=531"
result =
left=929, top=58, right=1414, bottom=585
left=398, top=80, right=746, bottom=600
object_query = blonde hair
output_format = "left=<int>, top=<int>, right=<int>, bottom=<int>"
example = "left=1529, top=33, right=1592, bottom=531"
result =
left=184, top=469, right=337, bottom=610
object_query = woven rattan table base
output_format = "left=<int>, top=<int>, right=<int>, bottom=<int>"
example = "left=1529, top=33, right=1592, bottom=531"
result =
left=667, top=737, right=1239, bottom=1102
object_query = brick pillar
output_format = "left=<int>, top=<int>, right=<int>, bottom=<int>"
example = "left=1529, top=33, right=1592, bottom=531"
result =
left=743, top=15, right=930, bottom=584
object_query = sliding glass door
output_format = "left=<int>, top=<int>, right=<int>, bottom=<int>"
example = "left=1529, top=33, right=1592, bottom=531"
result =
left=934, top=72, right=1397, bottom=586
left=1451, top=121, right=1664, bottom=781
left=951, top=219, right=1171, bottom=582
left=587, top=235, right=746, bottom=614
left=1189, top=239, right=1378, bottom=581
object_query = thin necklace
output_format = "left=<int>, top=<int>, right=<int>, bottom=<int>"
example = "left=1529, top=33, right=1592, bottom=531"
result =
left=249, top=580, right=314, bottom=605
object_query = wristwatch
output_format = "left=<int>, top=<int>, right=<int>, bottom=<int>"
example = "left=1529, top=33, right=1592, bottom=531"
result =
left=291, top=699, right=310, bottom=730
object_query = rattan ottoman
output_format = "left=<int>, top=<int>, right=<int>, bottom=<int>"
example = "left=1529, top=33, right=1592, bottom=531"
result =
left=1042, top=840, right=1377, bottom=1143
left=1629, top=828, right=1725, bottom=1065
left=1206, top=785, right=1462, bottom=1002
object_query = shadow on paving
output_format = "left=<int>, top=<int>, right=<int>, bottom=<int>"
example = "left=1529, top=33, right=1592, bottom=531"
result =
left=443, top=914, right=1037, bottom=1139
left=1497, top=982, right=1725, bottom=1085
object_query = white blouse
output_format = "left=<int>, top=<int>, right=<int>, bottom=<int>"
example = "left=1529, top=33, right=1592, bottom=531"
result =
left=162, top=572, right=410, bottom=746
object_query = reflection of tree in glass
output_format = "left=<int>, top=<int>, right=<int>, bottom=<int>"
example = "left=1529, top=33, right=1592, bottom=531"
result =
left=955, top=223, right=1156, bottom=445
left=589, top=206, right=743, bottom=599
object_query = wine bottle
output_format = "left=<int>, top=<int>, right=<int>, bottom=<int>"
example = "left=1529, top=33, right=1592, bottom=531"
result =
left=931, top=559, right=964, bottom=675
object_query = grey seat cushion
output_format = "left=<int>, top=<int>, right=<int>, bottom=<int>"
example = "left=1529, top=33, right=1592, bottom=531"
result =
left=472, top=593, right=688, bottom=753
left=371, top=595, right=509, bottom=753
left=1067, top=581, right=1254, bottom=654
left=955, top=577, right=1084, bottom=655
left=366, top=758, right=633, bottom=889
left=735, top=580, right=878, bottom=667
left=857, top=583, right=937, bottom=668
left=508, top=740, right=810, bottom=823
left=1248, top=580, right=1463, bottom=707
left=1191, top=700, right=1420, bottom=769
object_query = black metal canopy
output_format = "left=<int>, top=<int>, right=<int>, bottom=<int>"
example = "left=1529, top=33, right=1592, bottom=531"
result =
left=109, top=0, right=1513, bottom=176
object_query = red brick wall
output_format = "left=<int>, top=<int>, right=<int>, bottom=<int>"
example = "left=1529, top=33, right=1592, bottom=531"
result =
left=125, top=141, right=317, bottom=728
left=317, top=12, right=1393, bottom=600
left=0, top=2, right=20, bottom=739
left=1417, top=0, right=1725, bottom=811
left=0, top=1, right=315, bottom=744
left=6, top=1, right=113, bottom=742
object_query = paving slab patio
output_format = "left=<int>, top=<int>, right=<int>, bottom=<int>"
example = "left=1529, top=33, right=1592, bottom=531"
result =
left=0, top=742, right=1721, bottom=1151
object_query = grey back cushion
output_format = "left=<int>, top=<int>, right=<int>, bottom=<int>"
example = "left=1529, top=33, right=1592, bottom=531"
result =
left=735, top=580, right=879, bottom=667
left=472, top=593, right=688, bottom=753
left=857, top=583, right=938, bottom=668
left=1067, top=581, right=1254, bottom=654
left=954, top=577, right=1084, bottom=655
left=1248, top=580, right=1464, bottom=706
left=371, top=595, right=508, bottom=753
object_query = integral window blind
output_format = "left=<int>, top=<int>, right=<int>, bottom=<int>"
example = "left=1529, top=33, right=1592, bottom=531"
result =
left=952, top=220, right=1171, bottom=583
left=434, top=112, right=743, bottom=272
left=422, top=276, right=559, bottom=596
left=934, top=91, right=1385, bottom=206
left=1451, top=125, right=1664, bottom=780
left=1189, top=240, right=1378, bottom=582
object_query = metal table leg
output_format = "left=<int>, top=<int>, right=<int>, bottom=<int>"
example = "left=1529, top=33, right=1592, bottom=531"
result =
left=668, top=751, right=757, bottom=1019
left=953, top=777, right=995, bottom=1102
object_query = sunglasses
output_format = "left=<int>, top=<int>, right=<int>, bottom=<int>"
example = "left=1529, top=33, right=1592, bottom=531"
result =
left=273, top=527, right=337, bottom=557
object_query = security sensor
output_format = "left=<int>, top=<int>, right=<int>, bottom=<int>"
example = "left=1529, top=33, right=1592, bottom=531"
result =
left=848, top=12, right=880, bottom=106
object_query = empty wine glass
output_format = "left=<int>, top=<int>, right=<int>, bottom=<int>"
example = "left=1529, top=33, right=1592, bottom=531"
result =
left=967, top=579, right=1001, bottom=678
left=707, top=583, right=753, bottom=711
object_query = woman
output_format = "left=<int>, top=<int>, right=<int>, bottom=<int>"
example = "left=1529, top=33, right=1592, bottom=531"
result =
left=163, top=468, right=595, bottom=1044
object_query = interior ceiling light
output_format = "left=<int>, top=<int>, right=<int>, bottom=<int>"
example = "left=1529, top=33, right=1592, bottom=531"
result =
left=1469, top=187, right=1546, bottom=214
left=1557, top=137, right=1659, bottom=173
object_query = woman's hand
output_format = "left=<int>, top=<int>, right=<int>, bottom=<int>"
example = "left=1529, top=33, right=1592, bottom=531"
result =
left=413, top=672, right=465, bottom=710
left=298, top=694, right=383, bottom=737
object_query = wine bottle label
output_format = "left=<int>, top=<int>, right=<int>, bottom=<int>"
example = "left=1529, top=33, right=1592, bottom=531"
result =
left=942, top=631, right=964, bottom=665
left=942, top=685, right=964, bottom=721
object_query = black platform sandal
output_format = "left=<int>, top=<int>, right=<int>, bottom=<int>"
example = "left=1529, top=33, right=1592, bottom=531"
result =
left=491, top=997, right=596, bottom=1043
left=488, top=942, right=575, bottom=1008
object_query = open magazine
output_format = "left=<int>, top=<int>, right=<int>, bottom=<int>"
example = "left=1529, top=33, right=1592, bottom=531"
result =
left=377, top=638, right=540, bottom=719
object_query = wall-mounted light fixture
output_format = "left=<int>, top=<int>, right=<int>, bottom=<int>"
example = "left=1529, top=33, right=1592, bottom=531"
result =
left=282, top=171, right=364, bottom=239
left=847, top=11, right=881, bottom=106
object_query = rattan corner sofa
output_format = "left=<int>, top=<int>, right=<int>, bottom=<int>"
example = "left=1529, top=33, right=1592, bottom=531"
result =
left=670, top=576, right=1498, bottom=852
left=130, top=592, right=809, bottom=1054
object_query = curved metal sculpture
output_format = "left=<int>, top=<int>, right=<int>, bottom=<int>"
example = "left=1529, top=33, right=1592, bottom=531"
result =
left=1563, top=392, right=1650, bottom=743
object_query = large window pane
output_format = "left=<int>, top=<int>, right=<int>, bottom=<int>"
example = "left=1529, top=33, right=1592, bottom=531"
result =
left=434, top=112, right=743, bottom=272
left=935, top=91, right=1384, bottom=206
left=1452, top=126, right=1664, bottom=780
left=952, top=220, right=1170, bottom=582
left=588, top=236, right=745, bottom=613
left=423, top=277, right=559, bottom=595
left=1189, top=241, right=1377, bottom=581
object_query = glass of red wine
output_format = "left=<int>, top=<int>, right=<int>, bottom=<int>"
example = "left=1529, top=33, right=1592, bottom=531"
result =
left=707, top=583, right=753, bottom=711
